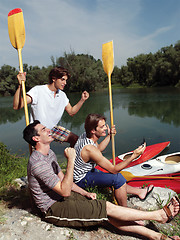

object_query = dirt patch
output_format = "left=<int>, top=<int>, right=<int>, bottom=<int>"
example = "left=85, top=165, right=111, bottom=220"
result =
left=0, top=186, right=180, bottom=240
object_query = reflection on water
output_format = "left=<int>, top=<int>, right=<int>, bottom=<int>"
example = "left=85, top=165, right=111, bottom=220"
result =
left=0, top=96, right=25, bottom=124
left=128, top=100, right=180, bottom=127
left=0, top=88, right=179, bottom=162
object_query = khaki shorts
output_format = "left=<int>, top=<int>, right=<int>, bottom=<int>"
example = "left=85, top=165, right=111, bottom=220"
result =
left=44, top=192, right=108, bottom=228
left=51, top=125, right=71, bottom=143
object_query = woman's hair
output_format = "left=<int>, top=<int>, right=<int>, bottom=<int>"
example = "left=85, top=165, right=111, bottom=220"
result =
left=85, top=113, right=106, bottom=138
left=48, top=67, right=70, bottom=84
left=23, top=120, right=40, bottom=147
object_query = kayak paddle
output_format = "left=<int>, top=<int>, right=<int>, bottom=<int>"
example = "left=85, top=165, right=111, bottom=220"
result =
left=121, top=171, right=180, bottom=182
left=102, top=41, right=115, bottom=165
left=8, top=8, right=29, bottom=126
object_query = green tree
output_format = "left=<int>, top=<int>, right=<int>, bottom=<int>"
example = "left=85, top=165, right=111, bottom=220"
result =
left=0, top=65, right=17, bottom=96
left=154, top=44, right=179, bottom=86
left=118, top=65, right=133, bottom=87
left=56, top=53, right=107, bottom=92
left=1, top=41, right=180, bottom=96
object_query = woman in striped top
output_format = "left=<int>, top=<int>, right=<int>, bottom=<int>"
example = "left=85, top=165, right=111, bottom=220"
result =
left=73, top=113, right=154, bottom=206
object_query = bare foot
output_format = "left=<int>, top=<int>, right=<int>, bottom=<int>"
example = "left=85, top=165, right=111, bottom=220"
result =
left=158, top=197, right=180, bottom=224
left=139, top=185, right=154, bottom=200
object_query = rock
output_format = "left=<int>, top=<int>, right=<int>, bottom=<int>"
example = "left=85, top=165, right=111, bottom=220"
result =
left=14, top=177, right=28, bottom=189
left=127, top=187, right=177, bottom=210
left=1, top=186, right=179, bottom=240
left=21, top=220, right=27, bottom=226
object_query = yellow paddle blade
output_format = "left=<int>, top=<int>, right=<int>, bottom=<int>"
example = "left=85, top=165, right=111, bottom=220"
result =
left=8, top=8, right=25, bottom=50
left=121, top=171, right=180, bottom=182
left=102, top=40, right=114, bottom=76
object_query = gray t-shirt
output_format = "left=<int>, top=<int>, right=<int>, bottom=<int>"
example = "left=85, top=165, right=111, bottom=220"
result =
left=27, top=149, right=63, bottom=212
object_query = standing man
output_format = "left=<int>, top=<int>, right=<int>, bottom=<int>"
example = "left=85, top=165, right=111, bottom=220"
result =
left=73, top=113, right=154, bottom=206
left=13, top=66, right=89, bottom=146
left=23, top=120, right=180, bottom=240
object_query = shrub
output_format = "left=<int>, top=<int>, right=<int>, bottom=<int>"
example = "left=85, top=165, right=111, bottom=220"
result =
left=0, top=142, right=28, bottom=188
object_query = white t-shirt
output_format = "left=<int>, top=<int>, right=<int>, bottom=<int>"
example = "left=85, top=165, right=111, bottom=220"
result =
left=27, top=85, right=69, bottom=129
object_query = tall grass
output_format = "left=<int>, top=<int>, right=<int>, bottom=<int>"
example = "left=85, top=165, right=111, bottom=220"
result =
left=0, top=142, right=28, bottom=188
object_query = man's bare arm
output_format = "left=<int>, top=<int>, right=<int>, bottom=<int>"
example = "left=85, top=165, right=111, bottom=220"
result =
left=71, top=182, right=96, bottom=200
left=83, top=144, right=146, bottom=174
left=98, top=125, right=116, bottom=152
left=53, top=148, right=75, bottom=197
left=13, top=72, right=32, bottom=109
left=65, top=91, right=89, bottom=116
left=55, top=149, right=96, bottom=200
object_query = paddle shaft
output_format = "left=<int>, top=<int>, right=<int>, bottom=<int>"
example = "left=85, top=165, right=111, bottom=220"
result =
left=108, top=73, right=115, bottom=165
left=121, top=171, right=180, bottom=182
left=102, top=41, right=115, bottom=165
left=102, top=41, right=117, bottom=204
left=18, top=49, right=29, bottom=126
left=134, top=175, right=180, bottom=180
left=18, top=47, right=31, bottom=154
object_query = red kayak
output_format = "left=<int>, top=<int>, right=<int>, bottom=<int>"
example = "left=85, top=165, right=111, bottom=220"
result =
left=96, top=141, right=170, bottom=173
left=127, top=172, right=180, bottom=193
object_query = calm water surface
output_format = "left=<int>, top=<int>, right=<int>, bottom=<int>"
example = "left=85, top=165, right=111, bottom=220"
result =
left=0, top=88, right=179, bottom=163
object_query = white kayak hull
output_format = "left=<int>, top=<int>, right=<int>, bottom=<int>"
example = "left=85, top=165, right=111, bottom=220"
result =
left=121, top=152, right=180, bottom=176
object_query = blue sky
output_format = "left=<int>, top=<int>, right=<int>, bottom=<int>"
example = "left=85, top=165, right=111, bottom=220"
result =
left=1, top=0, right=180, bottom=69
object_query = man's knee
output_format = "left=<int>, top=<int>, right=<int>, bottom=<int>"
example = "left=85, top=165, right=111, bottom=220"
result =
left=113, top=173, right=127, bottom=190
left=106, top=201, right=115, bottom=217
left=116, top=182, right=127, bottom=190
left=66, top=132, right=78, bottom=147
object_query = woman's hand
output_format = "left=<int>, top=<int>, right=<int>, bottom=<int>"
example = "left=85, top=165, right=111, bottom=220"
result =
left=132, top=143, right=146, bottom=159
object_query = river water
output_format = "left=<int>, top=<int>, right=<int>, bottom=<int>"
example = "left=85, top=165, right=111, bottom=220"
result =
left=0, top=87, right=179, bottom=162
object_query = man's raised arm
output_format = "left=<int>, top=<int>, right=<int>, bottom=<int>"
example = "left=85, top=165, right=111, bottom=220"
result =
left=53, top=147, right=75, bottom=197
left=65, top=91, right=89, bottom=116
left=13, top=72, right=32, bottom=110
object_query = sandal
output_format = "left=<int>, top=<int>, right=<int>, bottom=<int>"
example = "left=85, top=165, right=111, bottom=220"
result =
left=160, top=234, right=180, bottom=240
left=163, top=197, right=179, bottom=223
left=175, top=195, right=180, bottom=206
left=175, top=195, right=180, bottom=214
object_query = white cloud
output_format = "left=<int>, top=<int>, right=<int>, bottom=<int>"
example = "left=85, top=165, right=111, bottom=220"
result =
left=0, top=0, right=179, bottom=69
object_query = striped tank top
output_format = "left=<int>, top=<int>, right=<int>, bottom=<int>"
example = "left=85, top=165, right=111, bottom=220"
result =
left=73, top=132, right=97, bottom=183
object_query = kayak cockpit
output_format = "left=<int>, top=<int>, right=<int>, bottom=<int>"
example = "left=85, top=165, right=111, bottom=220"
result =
left=164, top=154, right=180, bottom=164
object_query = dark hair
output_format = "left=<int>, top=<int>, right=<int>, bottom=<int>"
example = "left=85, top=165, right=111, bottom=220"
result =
left=85, top=113, right=106, bottom=138
left=23, top=120, right=40, bottom=147
left=48, top=67, right=70, bottom=84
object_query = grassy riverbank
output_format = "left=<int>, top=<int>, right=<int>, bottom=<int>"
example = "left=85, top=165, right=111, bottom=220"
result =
left=0, top=141, right=180, bottom=238
left=0, top=142, right=28, bottom=189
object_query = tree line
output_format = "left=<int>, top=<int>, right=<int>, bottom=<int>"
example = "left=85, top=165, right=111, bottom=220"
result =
left=0, top=41, right=179, bottom=96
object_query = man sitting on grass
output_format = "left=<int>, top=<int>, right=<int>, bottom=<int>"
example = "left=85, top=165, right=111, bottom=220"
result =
left=73, top=113, right=154, bottom=206
left=23, top=120, right=180, bottom=240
